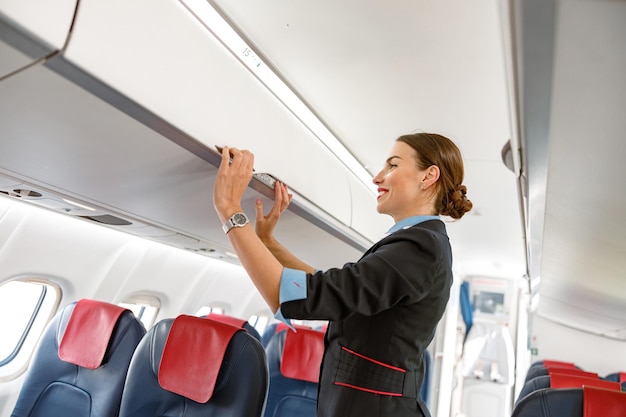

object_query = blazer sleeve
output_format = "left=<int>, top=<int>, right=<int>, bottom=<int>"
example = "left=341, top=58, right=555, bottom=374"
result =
left=281, top=226, right=448, bottom=321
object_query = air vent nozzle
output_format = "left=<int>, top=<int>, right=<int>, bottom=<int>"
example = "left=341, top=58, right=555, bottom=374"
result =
left=0, top=189, right=43, bottom=198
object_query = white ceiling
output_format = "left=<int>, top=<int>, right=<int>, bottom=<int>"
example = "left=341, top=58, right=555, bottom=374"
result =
left=208, top=0, right=626, bottom=335
left=212, top=0, right=526, bottom=280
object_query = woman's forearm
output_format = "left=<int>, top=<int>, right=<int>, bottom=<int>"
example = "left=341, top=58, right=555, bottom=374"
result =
left=261, top=236, right=316, bottom=274
left=223, top=222, right=283, bottom=313
left=212, top=147, right=284, bottom=312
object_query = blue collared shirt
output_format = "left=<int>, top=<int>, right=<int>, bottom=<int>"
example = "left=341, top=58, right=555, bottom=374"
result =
left=384, top=215, right=440, bottom=235
left=274, top=215, right=440, bottom=325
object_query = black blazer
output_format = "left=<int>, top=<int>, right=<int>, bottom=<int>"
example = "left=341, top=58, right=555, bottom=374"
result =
left=282, top=220, right=453, bottom=417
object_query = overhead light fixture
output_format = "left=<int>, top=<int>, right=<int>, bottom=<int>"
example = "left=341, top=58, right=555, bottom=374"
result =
left=179, top=0, right=376, bottom=194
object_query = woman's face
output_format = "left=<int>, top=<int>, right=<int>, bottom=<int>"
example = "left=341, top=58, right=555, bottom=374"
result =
left=373, top=141, right=433, bottom=222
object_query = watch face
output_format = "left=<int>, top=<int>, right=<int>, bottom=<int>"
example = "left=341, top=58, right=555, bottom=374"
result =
left=232, top=212, right=248, bottom=226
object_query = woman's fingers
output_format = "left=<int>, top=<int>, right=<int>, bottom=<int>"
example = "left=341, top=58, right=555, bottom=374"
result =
left=213, top=146, right=254, bottom=217
left=255, top=198, right=265, bottom=222
left=270, top=181, right=289, bottom=213
left=279, top=182, right=293, bottom=212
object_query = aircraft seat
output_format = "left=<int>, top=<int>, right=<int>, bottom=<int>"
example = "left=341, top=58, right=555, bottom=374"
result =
left=529, top=359, right=578, bottom=370
left=203, top=312, right=262, bottom=341
left=524, top=364, right=596, bottom=383
left=603, top=372, right=626, bottom=390
left=515, top=373, right=621, bottom=406
left=512, top=386, right=626, bottom=417
left=118, top=314, right=268, bottom=417
left=10, top=299, right=146, bottom=417
left=603, top=371, right=626, bottom=383
left=263, top=326, right=325, bottom=417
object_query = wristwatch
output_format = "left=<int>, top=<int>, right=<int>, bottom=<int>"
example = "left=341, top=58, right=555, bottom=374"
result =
left=222, top=212, right=249, bottom=234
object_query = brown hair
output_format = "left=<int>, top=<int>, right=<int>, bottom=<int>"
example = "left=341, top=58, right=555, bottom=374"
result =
left=397, top=133, right=473, bottom=219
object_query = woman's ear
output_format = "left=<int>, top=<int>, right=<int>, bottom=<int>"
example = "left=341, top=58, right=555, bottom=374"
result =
left=421, top=165, right=440, bottom=190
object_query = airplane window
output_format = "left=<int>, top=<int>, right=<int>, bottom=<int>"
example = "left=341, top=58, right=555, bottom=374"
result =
left=195, top=305, right=225, bottom=316
left=118, top=294, right=160, bottom=329
left=0, top=279, right=60, bottom=379
left=248, top=314, right=270, bottom=335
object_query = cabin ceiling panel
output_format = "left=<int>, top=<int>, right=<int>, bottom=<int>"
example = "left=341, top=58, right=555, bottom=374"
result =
left=212, top=0, right=511, bottom=166
left=537, top=297, right=626, bottom=338
left=511, top=0, right=626, bottom=334
left=539, top=277, right=626, bottom=336
left=539, top=1, right=626, bottom=317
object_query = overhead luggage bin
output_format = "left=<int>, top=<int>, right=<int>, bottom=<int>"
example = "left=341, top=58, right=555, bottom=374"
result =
left=61, top=0, right=354, bottom=229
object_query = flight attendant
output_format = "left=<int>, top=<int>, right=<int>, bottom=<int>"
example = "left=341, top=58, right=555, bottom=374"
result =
left=213, top=132, right=472, bottom=417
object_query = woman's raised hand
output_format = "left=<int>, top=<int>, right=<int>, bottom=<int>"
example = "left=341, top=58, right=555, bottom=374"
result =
left=255, top=181, right=292, bottom=244
left=213, top=146, right=254, bottom=222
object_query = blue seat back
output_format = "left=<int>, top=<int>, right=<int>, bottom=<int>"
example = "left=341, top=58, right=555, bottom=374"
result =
left=261, top=322, right=281, bottom=347
left=513, top=386, right=626, bottom=417
left=516, top=375, right=551, bottom=406
left=263, top=327, right=321, bottom=417
left=513, top=388, right=583, bottom=417
left=118, top=316, right=268, bottom=417
left=517, top=373, right=625, bottom=406
left=11, top=300, right=146, bottom=417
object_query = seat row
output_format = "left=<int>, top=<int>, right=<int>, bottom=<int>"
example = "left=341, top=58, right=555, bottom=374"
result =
left=10, top=299, right=325, bottom=417
left=512, top=359, right=626, bottom=417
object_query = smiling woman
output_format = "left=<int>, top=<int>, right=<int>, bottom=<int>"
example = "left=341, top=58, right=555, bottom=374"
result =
left=373, top=133, right=473, bottom=222
left=212, top=133, right=472, bottom=417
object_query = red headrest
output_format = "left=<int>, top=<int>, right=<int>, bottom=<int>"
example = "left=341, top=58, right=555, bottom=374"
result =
left=543, top=360, right=577, bottom=369
left=281, top=327, right=325, bottom=383
left=620, top=372, right=626, bottom=383
left=158, top=315, right=240, bottom=403
left=584, top=386, right=626, bottom=417
left=205, top=313, right=247, bottom=329
left=548, top=368, right=598, bottom=379
left=550, top=373, right=620, bottom=391
left=58, top=299, right=127, bottom=369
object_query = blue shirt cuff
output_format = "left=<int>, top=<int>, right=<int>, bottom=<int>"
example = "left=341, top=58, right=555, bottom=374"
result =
left=273, top=267, right=308, bottom=329
left=279, top=267, right=308, bottom=304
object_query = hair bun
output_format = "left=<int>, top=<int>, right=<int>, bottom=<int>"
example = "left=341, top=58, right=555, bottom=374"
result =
left=442, top=184, right=473, bottom=219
